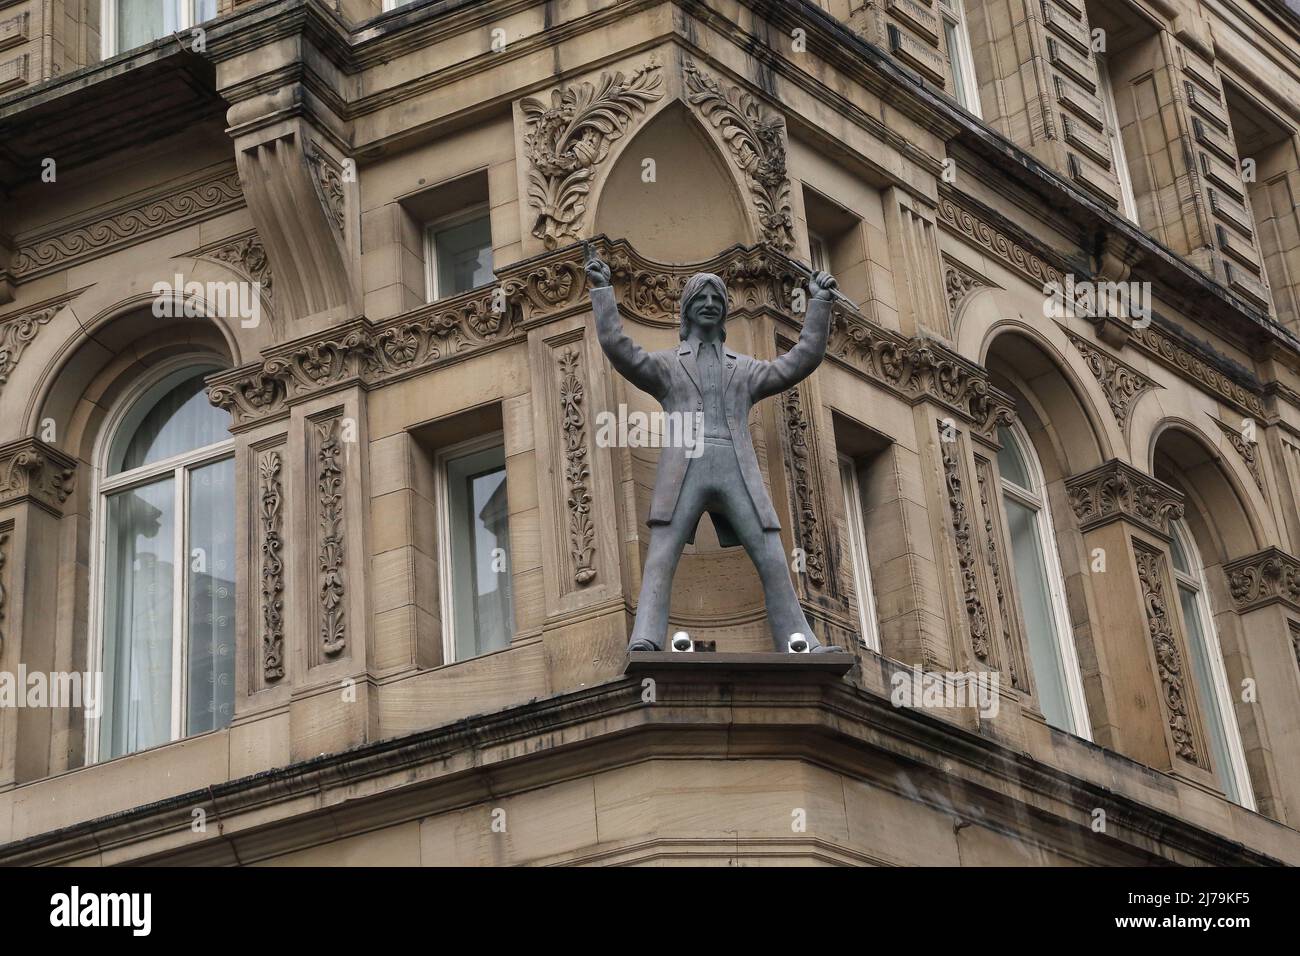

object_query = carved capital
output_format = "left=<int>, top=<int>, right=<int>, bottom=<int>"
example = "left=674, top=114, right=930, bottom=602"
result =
left=1223, top=547, right=1300, bottom=614
left=0, top=437, right=76, bottom=515
left=1065, top=460, right=1184, bottom=538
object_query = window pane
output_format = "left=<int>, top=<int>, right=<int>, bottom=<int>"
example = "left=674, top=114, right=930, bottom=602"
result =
left=1179, top=584, right=1241, bottom=803
left=111, top=369, right=230, bottom=474
left=944, top=20, right=970, bottom=110
left=186, top=458, right=236, bottom=736
left=1004, top=496, right=1073, bottom=731
left=434, top=215, right=494, bottom=297
left=839, top=457, right=878, bottom=650
left=1169, top=526, right=1191, bottom=575
left=116, top=0, right=181, bottom=52
left=101, top=478, right=175, bottom=759
left=447, top=445, right=513, bottom=659
left=996, top=426, right=1033, bottom=490
left=194, top=0, right=217, bottom=25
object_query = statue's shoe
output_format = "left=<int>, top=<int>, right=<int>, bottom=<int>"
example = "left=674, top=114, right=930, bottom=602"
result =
left=810, top=643, right=847, bottom=653
left=627, top=638, right=661, bottom=652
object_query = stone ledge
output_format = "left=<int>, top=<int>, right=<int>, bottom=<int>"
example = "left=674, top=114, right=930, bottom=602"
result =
left=624, top=650, right=856, bottom=677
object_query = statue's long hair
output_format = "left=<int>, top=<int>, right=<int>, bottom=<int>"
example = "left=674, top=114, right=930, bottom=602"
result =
left=679, top=272, right=729, bottom=341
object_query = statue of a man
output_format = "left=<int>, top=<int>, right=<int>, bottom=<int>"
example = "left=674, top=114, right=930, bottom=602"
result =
left=587, top=251, right=844, bottom=653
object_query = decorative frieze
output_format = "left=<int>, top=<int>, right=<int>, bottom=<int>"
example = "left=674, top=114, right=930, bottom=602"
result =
left=258, top=448, right=286, bottom=681
left=684, top=61, right=795, bottom=251
left=556, top=347, right=596, bottom=586
left=1134, top=541, right=1200, bottom=764
left=1066, top=330, right=1157, bottom=432
left=1223, top=547, right=1300, bottom=613
left=939, top=425, right=993, bottom=664
left=1128, top=323, right=1266, bottom=418
left=13, top=167, right=244, bottom=280
left=782, top=384, right=828, bottom=591
left=0, top=437, right=76, bottom=516
left=936, top=193, right=1066, bottom=290
left=521, top=64, right=664, bottom=249
left=1065, top=459, right=1184, bottom=538
left=314, top=416, right=346, bottom=658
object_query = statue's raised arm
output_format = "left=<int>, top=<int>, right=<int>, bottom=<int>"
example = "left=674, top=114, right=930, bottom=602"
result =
left=748, top=270, right=837, bottom=402
left=586, top=254, right=670, bottom=400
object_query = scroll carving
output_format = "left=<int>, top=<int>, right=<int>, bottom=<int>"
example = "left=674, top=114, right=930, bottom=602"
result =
left=782, top=384, right=827, bottom=590
left=557, top=347, right=596, bottom=585
left=1213, top=418, right=1264, bottom=492
left=0, top=438, right=75, bottom=514
left=1223, top=547, right=1300, bottom=613
left=206, top=233, right=274, bottom=302
left=1065, top=460, right=1184, bottom=538
left=0, top=303, right=59, bottom=395
left=259, top=449, right=286, bottom=681
left=315, top=417, right=346, bottom=657
left=1134, top=542, right=1199, bottom=763
left=1066, top=330, right=1156, bottom=432
left=940, top=425, right=992, bottom=663
left=976, top=459, right=1023, bottom=689
left=521, top=65, right=663, bottom=248
left=305, top=143, right=346, bottom=235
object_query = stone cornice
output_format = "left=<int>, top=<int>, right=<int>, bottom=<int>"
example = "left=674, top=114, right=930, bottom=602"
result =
left=0, top=437, right=76, bottom=516
left=0, top=654, right=1285, bottom=866
left=1223, top=547, right=1300, bottom=614
left=1065, top=460, right=1185, bottom=539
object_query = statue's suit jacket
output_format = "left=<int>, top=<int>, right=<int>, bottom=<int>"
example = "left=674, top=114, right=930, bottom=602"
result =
left=591, top=284, right=831, bottom=546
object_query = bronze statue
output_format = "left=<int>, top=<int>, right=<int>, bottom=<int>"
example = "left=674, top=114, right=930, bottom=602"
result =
left=587, top=250, right=844, bottom=653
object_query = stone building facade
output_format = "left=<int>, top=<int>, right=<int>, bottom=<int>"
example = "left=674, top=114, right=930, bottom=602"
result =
left=1, top=0, right=1299, bottom=865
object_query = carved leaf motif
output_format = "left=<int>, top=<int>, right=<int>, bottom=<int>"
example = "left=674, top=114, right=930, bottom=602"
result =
left=1134, top=544, right=1199, bottom=763
left=260, top=451, right=285, bottom=681
left=316, top=418, right=346, bottom=656
left=939, top=426, right=992, bottom=662
left=782, top=385, right=827, bottom=589
left=557, top=347, right=596, bottom=584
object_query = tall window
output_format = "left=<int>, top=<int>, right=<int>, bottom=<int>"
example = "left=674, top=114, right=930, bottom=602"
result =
left=839, top=455, right=881, bottom=652
left=102, top=0, right=217, bottom=57
left=1095, top=55, right=1140, bottom=223
left=1169, top=519, right=1255, bottom=808
left=997, top=424, right=1091, bottom=737
left=425, top=206, right=493, bottom=302
left=939, top=0, right=982, bottom=117
left=435, top=434, right=514, bottom=662
left=92, top=363, right=235, bottom=761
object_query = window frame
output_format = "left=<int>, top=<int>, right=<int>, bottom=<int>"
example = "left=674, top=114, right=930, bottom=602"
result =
left=998, top=422, right=1093, bottom=739
left=87, top=358, right=235, bottom=764
left=1095, top=54, right=1140, bottom=224
left=1170, top=518, right=1256, bottom=809
left=433, top=430, right=514, bottom=665
left=423, top=203, right=494, bottom=303
left=808, top=230, right=830, bottom=274
left=838, top=454, right=881, bottom=653
left=939, top=0, right=983, bottom=118
left=101, top=0, right=210, bottom=59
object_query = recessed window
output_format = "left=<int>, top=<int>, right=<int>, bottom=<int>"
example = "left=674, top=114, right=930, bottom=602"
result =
left=839, top=454, right=881, bottom=652
left=1095, top=55, right=1140, bottom=223
left=809, top=231, right=830, bottom=274
left=939, top=0, right=982, bottom=117
left=425, top=207, right=494, bottom=301
left=435, top=434, right=514, bottom=662
left=1169, top=519, right=1255, bottom=808
left=102, top=0, right=216, bottom=57
left=93, top=363, right=235, bottom=762
left=997, top=423, right=1091, bottom=737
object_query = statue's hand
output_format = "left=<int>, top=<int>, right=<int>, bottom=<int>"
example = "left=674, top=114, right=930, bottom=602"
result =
left=585, top=256, right=612, bottom=289
left=809, top=270, right=838, bottom=301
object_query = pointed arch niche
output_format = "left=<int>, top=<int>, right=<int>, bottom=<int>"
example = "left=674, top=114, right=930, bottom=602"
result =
left=592, top=101, right=753, bottom=263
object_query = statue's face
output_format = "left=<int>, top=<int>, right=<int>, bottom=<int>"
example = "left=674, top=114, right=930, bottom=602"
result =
left=685, top=285, right=726, bottom=336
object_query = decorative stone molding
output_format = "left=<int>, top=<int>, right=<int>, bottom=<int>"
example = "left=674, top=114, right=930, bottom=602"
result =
left=314, top=416, right=346, bottom=658
left=939, top=425, right=992, bottom=663
left=936, top=192, right=1066, bottom=290
left=0, top=301, right=60, bottom=396
left=684, top=61, right=795, bottom=251
left=259, top=448, right=286, bottom=681
left=1134, top=541, right=1200, bottom=764
left=13, top=167, right=243, bottom=281
left=943, top=257, right=993, bottom=322
left=1065, top=329, right=1157, bottom=432
left=1065, top=460, right=1184, bottom=538
left=521, top=64, right=663, bottom=249
left=556, top=347, right=596, bottom=586
left=0, top=437, right=76, bottom=515
left=782, top=384, right=828, bottom=591
left=0, top=526, right=8, bottom=656
left=1212, top=417, right=1264, bottom=492
left=305, top=142, right=346, bottom=236
left=1129, top=323, right=1266, bottom=418
left=1223, top=547, right=1300, bottom=614
left=975, top=458, right=1024, bottom=690
left=201, top=232, right=274, bottom=302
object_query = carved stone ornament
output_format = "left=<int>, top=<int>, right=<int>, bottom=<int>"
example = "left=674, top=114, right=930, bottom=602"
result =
left=782, top=384, right=828, bottom=590
left=1065, top=459, right=1184, bottom=538
left=0, top=528, right=8, bottom=656
left=305, top=143, right=347, bottom=235
left=259, top=448, right=286, bottom=680
left=557, top=347, right=596, bottom=585
left=939, top=424, right=992, bottom=663
left=976, top=458, right=1023, bottom=689
left=1066, top=329, right=1157, bottom=432
left=936, top=192, right=1066, bottom=290
left=0, top=303, right=60, bottom=396
left=1134, top=541, right=1200, bottom=764
left=521, top=64, right=664, bottom=248
left=315, top=417, right=346, bottom=657
left=1130, top=323, right=1266, bottom=419
left=0, top=437, right=76, bottom=515
left=684, top=61, right=795, bottom=251
left=943, top=258, right=992, bottom=321
left=1212, top=418, right=1264, bottom=492
left=202, top=232, right=274, bottom=302
left=1223, top=547, right=1300, bottom=613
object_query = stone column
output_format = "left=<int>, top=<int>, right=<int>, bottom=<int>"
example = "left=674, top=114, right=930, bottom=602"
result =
left=1064, top=459, right=1217, bottom=788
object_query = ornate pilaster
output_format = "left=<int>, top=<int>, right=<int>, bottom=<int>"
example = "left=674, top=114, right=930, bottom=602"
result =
left=313, top=414, right=347, bottom=660
left=938, top=422, right=995, bottom=668
left=781, top=384, right=829, bottom=593
left=258, top=447, right=286, bottom=681
left=556, top=346, right=597, bottom=586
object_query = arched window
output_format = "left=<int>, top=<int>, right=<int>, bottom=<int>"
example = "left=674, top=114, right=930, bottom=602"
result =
left=1169, top=518, right=1255, bottom=809
left=91, top=362, right=235, bottom=761
left=997, top=423, right=1091, bottom=737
